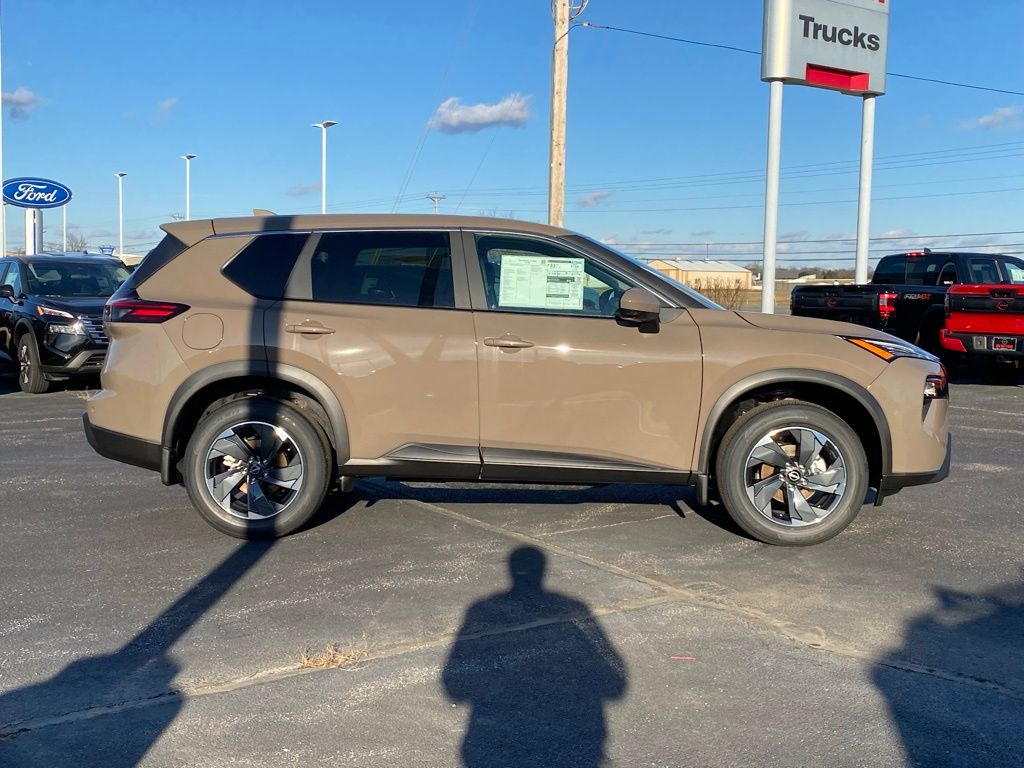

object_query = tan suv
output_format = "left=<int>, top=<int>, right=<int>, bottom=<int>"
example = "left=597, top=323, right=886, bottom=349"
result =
left=83, top=215, right=950, bottom=545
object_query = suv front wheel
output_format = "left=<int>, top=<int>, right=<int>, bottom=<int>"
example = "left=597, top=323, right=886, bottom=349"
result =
left=715, top=401, right=868, bottom=546
left=183, top=397, right=331, bottom=538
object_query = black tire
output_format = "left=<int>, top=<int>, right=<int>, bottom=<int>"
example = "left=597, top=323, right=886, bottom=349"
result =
left=183, top=397, right=331, bottom=539
left=17, top=334, right=49, bottom=394
left=715, top=401, right=869, bottom=546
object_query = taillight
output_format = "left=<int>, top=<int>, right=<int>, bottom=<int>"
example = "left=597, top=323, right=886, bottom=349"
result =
left=105, top=298, right=189, bottom=324
left=878, top=291, right=899, bottom=321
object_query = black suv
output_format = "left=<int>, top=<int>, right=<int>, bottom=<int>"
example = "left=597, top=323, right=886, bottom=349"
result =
left=0, top=253, right=130, bottom=393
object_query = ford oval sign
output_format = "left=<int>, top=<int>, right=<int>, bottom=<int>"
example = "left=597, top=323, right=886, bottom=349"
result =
left=2, top=177, right=72, bottom=209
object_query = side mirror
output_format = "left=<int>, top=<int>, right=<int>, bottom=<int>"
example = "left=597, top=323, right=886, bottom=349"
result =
left=616, top=287, right=662, bottom=326
left=0, top=284, right=15, bottom=301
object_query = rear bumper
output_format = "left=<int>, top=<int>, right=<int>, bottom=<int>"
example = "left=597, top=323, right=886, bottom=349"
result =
left=876, top=434, right=951, bottom=504
left=941, top=330, right=1024, bottom=358
left=82, top=413, right=162, bottom=473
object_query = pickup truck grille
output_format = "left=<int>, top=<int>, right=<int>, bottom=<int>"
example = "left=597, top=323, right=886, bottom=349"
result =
left=79, top=316, right=108, bottom=344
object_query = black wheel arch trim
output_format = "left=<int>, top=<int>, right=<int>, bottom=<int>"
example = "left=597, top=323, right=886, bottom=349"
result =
left=696, top=369, right=892, bottom=481
left=161, top=361, right=351, bottom=484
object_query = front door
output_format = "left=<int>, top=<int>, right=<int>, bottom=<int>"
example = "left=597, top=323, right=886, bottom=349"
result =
left=464, top=232, right=703, bottom=481
left=263, top=229, right=480, bottom=476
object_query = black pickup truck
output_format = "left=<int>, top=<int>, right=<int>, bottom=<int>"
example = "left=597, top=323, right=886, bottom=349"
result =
left=790, top=250, right=1024, bottom=352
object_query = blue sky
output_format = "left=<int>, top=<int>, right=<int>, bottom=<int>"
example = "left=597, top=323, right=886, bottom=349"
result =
left=2, top=0, right=1023, bottom=265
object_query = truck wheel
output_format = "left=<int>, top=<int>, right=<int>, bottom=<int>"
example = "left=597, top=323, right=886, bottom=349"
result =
left=715, top=401, right=868, bottom=546
left=183, top=397, right=331, bottom=539
left=17, top=335, right=49, bottom=394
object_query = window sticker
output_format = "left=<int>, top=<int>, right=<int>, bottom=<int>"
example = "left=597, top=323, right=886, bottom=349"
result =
left=497, top=253, right=585, bottom=310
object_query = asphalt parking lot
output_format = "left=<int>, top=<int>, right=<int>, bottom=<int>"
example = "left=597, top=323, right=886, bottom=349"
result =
left=0, top=375, right=1021, bottom=767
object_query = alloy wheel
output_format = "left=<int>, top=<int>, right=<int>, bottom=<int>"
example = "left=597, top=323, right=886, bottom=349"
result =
left=18, top=344, right=30, bottom=387
left=204, top=421, right=305, bottom=521
left=744, top=426, right=848, bottom=527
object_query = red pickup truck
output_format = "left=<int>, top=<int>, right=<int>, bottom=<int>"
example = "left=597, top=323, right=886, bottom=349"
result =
left=941, top=284, right=1024, bottom=369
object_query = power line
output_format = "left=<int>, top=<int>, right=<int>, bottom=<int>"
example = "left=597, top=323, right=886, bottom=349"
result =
left=580, top=22, right=1024, bottom=98
left=614, top=229, right=1024, bottom=247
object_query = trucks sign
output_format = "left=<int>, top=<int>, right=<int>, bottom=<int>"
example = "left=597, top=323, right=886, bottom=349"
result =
left=2, top=177, right=73, bottom=209
left=762, top=0, right=890, bottom=95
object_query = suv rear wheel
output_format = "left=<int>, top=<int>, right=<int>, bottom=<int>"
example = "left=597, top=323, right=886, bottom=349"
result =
left=715, top=401, right=868, bottom=546
left=183, top=397, right=331, bottom=538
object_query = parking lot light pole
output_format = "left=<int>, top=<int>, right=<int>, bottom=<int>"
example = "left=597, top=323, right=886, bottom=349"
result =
left=312, top=121, right=337, bottom=214
left=115, top=172, right=126, bottom=256
left=182, top=154, right=196, bottom=221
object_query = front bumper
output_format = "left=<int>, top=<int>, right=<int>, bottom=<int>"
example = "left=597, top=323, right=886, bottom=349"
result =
left=82, top=413, right=162, bottom=473
left=876, top=434, right=952, bottom=504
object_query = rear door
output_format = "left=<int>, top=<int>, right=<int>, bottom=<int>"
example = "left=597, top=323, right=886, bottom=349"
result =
left=263, top=229, right=480, bottom=475
left=464, top=230, right=702, bottom=480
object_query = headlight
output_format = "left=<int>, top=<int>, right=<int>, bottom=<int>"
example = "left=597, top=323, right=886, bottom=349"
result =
left=842, top=336, right=939, bottom=363
left=49, top=322, right=86, bottom=336
left=36, top=305, right=75, bottom=319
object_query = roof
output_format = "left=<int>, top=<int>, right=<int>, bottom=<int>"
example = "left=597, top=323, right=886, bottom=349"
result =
left=7, top=252, right=122, bottom=264
left=162, top=214, right=575, bottom=247
left=647, top=259, right=752, bottom=273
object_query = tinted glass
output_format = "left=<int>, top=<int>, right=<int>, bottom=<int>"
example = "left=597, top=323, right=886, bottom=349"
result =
left=904, top=255, right=949, bottom=286
left=25, top=260, right=129, bottom=297
left=1, top=263, right=20, bottom=296
left=965, top=257, right=1002, bottom=285
left=309, top=231, right=454, bottom=308
left=871, top=256, right=906, bottom=284
left=475, top=234, right=638, bottom=317
left=223, top=233, right=308, bottom=299
left=128, top=233, right=188, bottom=287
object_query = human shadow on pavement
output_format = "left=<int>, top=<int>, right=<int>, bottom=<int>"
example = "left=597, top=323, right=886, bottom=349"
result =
left=0, top=541, right=273, bottom=767
left=442, top=546, right=627, bottom=767
left=873, top=576, right=1024, bottom=768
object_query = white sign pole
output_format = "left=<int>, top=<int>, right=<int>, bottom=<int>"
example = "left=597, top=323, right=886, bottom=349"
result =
left=62, top=204, right=67, bottom=252
left=854, top=94, right=876, bottom=285
left=761, top=79, right=784, bottom=314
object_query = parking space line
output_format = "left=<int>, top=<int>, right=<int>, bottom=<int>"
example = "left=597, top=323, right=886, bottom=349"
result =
left=536, top=513, right=678, bottom=538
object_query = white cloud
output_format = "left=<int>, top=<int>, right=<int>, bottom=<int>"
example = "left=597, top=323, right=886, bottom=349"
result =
left=961, top=105, right=1023, bottom=130
left=287, top=182, right=320, bottom=197
left=428, top=93, right=530, bottom=134
left=3, top=87, right=40, bottom=119
left=640, top=228, right=672, bottom=236
left=577, top=190, right=612, bottom=208
left=690, top=229, right=714, bottom=238
left=154, top=96, right=179, bottom=124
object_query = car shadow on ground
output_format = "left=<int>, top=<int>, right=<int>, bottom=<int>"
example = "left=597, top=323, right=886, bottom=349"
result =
left=357, top=479, right=755, bottom=540
left=0, top=541, right=274, bottom=768
left=873, top=574, right=1024, bottom=767
left=0, top=372, right=99, bottom=396
left=442, top=546, right=628, bottom=767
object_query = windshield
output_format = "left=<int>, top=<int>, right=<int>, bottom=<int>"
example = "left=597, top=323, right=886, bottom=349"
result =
left=569, top=236, right=724, bottom=310
left=25, top=260, right=131, bottom=298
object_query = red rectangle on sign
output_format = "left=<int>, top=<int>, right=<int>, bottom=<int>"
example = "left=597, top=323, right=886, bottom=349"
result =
left=805, top=64, right=870, bottom=92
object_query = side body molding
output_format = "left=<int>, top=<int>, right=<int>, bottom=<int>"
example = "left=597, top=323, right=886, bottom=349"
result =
left=696, top=369, right=892, bottom=477
left=161, top=360, right=351, bottom=483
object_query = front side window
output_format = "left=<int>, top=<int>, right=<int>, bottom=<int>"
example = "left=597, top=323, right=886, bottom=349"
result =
left=1004, top=259, right=1024, bottom=284
left=475, top=235, right=637, bottom=317
left=1, top=263, right=20, bottom=296
left=25, top=261, right=128, bottom=297
left=308, top=231, right=454, bottom=309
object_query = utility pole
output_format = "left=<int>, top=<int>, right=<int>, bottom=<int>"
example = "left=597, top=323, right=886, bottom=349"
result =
left=426, top=191, right=446, bottom=215
left=547, top=0, right=570, bottom=227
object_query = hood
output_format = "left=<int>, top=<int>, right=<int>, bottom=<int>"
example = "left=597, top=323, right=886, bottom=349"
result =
left=734, top=311, right=904, bottom=343
left=35, top=297, right=109, bottom=317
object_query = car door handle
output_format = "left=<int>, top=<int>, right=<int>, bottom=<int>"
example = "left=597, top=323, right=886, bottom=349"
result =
left=484, top=335, right=534, bottom=349
left=285, top=322, right=335, bottom=335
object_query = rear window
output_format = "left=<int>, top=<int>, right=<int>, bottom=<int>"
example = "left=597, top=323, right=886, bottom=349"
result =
left=223, top=234, right=309, bottom=299
left=127, top=234, right=188, bottom=288
left=871, top=256, right=906, bottom=284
